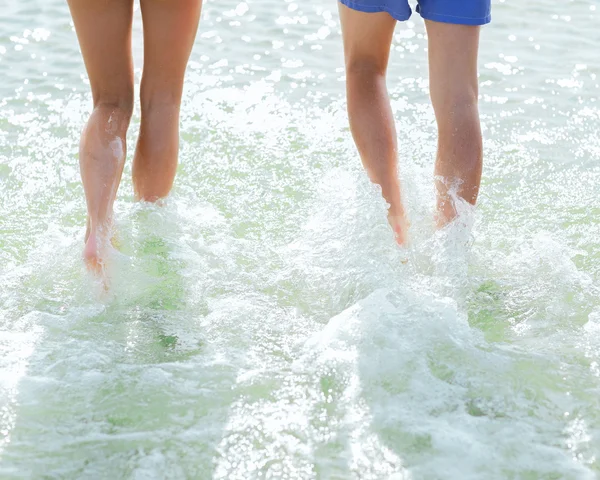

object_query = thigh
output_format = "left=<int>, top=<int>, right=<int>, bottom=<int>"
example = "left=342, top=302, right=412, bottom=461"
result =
left=425, top=20, right=480, bottom=113
left=139, top=0, right=202, bottom=98
left=67, top=0, right=134, bottom=105
left=338, top=3, right=397, bottom=72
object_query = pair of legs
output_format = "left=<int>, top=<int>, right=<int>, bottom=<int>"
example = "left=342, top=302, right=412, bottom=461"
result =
left=339, top=4, right=483, bottom=245
left=67, top=0, right=202, bottom=271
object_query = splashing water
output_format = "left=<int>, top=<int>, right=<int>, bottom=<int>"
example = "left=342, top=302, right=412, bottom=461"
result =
left=1, top=0, right=600, bottom=478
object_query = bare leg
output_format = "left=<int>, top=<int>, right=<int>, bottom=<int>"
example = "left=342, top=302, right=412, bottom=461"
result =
left=338, top=4, right=408, bottom=245
left=67, top=0, right=134, bottom=271
left=132, top=0, right=202, bottom=202
left=426, top=20, right=482, bottom=227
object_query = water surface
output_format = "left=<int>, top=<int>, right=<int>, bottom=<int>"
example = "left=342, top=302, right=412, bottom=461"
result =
left=1, top=0, right=599, bottom=478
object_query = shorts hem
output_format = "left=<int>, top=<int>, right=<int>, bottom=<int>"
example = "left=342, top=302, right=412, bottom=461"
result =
left=418, top=10, right=491, bottom=26
left=339, top=0, right=412, bottom=21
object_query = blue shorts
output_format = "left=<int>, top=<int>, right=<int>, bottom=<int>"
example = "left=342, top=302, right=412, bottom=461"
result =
left=339, top=0, right=491, bottom=26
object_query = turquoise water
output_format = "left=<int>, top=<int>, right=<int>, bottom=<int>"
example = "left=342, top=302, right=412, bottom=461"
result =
left=1, top=0, right=599, bottom=478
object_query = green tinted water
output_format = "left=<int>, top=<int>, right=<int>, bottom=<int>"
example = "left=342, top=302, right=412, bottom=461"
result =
left=1, top=0, right=599, bottom=478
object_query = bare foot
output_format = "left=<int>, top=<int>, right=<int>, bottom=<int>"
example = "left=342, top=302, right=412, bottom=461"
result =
left=388, top=212, right=410, bottom=247
left=83, top=221, right=113, bottom=275
left=83, top=230, right=103, bottom=274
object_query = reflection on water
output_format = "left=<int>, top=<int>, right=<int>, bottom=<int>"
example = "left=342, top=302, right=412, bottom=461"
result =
left=1, top=0, right=599, bottom=478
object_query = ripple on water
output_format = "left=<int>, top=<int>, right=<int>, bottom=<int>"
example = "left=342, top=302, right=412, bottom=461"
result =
left=1, top=0, right=600, bottom=478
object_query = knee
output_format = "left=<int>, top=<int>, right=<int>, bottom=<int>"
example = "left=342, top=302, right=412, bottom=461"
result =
left=140, top=85, right=182, bottom=114
left=432, top=87, right=479, bottom=121
left=92, top=92, right=134, bottom=132
left=345, top=55, right=387, bottom=79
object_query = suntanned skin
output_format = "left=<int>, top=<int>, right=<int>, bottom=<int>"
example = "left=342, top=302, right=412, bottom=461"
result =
left=338, top=5, right=483, bottom=244
left=67, top=0, right=202, bottom=272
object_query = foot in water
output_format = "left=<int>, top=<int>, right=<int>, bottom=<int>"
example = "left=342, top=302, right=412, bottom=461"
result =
left=388, top=212, right=410, bottom=247
left=83, top=219, right=114, bottom=274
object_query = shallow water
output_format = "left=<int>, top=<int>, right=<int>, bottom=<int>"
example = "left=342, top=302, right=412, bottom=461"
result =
left=1, top=0, right=599, bottom=478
